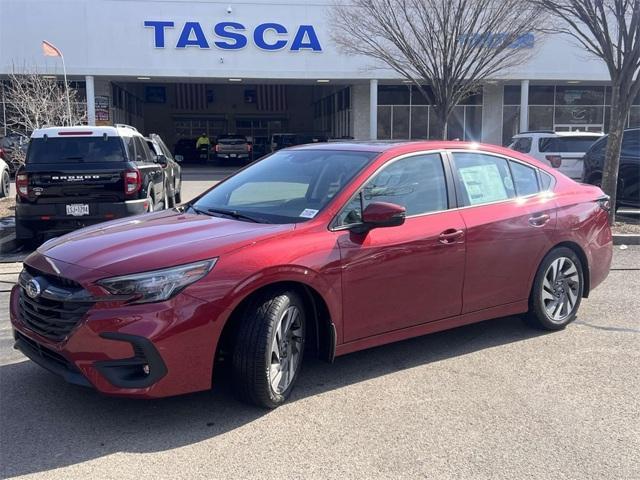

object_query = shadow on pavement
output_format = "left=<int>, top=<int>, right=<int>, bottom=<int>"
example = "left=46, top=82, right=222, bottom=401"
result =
left=0, top=315, right=546, bottom=478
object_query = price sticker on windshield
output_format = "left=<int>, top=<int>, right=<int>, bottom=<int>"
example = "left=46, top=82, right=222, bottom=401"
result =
left=299, top=209, right=319, bottom=219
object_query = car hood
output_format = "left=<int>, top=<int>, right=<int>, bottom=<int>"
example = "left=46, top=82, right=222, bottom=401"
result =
left=36, top=210, right=293, bottom=275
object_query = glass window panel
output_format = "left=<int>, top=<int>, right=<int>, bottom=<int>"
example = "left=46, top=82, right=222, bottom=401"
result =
left=335, top=153, right=448, bottom=226
left=428, top=111, right=444, bottom=140
left=392, top=106, right=410, bottom=139
left=629, top=107, right=640, bottom=128
left=410, top=86, right=433, bottom=105
left=377, top=106, right=392, bottom=140
left=410, top=106, right=429, bottom=139
left=504, top=85, right=522, bottom=105
left=378, top=85, right=411, bottom=105
left=453, top=153, right=516, bottom=206
left=529, top=86, right=555, bottom=105
left=502, top=105, right=520, bottom=146
left=448, top=106, right=464, bottom=140
left=464, top=106, right=482, bottom=141
left=556, top=86, right=605, bottom=105
left=554, top=106, right=604, bottom=125
left=460, top=91, right=483, bottom=105
left=529, top=106, right=554, bottom=130
left=509, top=161, right=540, bottom=196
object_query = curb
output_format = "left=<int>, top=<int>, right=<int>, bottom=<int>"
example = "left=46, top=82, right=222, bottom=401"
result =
left=613, top=234, right=640, bottom=246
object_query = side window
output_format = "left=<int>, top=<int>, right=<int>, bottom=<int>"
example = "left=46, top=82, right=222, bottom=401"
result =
left=133, top=137, right=152, bottom=162
left=512, top=137, right=532, bottom=153
left=539, top=171, right=555, bottom=190
left=335, top=153, right=448, bottom=227
left=509, top=161, right=540, bottom=196
left=622, top=130, right=640, bottom=156
left=453, top=152, right=516, bottom=206
left=124, top=136, right=136, bottom=161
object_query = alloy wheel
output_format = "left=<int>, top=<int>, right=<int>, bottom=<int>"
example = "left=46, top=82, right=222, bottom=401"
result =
left=541, top=257, right=580, bottom=322
left=269, top=305, right=304, bottom=394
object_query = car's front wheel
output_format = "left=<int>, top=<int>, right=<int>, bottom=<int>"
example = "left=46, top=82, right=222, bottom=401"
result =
left=232, top=289, right=306, bottom=408
left=527, top=247, right=584, bottom=330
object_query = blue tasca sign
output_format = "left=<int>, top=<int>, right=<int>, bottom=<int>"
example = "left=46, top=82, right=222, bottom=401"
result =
left=144, top=21, right=323, bottom=52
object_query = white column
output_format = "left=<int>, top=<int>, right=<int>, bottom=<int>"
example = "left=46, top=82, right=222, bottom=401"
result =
left=519, top=79, right=529, bottom=133
left=369, top=79, right=378, bottom=140
left=481, top=83, right=504, bottom=145
left=85, top=75, right=96, bottom=126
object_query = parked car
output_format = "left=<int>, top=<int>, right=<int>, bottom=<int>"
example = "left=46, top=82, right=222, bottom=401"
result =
left=509, top=131, right=602, bottom=180
left=10, top=141, right=612, bottom=408
left=214, top=134, right=251, bottom=163
left=15, top=124, right=169, bottom=246
left=583, top=128, right=640, bottom=208
left=173, top=138, right=198, bottom=163
left=145, top=133, right=183, bottom=206
left=0, top=157, right=9, bottom=197
left=270, top=133, right=328, bottom=152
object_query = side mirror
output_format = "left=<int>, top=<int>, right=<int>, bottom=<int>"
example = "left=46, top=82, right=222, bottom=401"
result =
left=156, top=154, right=168, bottom=165
left=350, top=202, right=406, bottom=234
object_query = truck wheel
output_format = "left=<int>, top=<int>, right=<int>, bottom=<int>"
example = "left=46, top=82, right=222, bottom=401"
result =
left=0, top=170, right=9, bottom=198
left=232, top=289, right=306, bottom=409
left=527, top=247, right=584, bottom=330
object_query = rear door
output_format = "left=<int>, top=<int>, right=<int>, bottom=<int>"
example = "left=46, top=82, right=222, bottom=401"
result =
left=130, top=136, right=163, bottom=202
left=337, top=152, right=466, bottom=342
left=449, top=150, right=556, bottom=313
left=25, top=135, right=127, bottom=209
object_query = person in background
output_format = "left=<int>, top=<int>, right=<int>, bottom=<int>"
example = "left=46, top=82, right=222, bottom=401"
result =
left=196, top=133, right=210, bottom=149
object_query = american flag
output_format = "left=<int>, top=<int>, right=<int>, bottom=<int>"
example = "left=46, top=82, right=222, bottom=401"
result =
left=257, top=85, right=287, bottom=111
left=175, top=83, right=207, bottom=110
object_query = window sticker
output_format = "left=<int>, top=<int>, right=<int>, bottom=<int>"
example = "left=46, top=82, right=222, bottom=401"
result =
left=299, top=208, right=319, bottom=218
left=459, top=164, right=508, bottom=205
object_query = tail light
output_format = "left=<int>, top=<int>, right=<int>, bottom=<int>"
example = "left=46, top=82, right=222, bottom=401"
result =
left=546, top=155, right=562, bottom=168
left=597, top=195, right=611, bottom=212
left=247, top=144, right=252, bottom=152
left=124, top=169, right=141, bottom=195
left=215, top=144, right=220, bottom=153
left=16, top=173, right=29, bottom=197
left=0, top=147, right=5, bottom=159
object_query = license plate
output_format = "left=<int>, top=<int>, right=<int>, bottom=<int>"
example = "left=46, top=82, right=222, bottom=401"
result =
left=230, top=154, right=237, bottom=158
left=66, top=204, right=89, bottom=216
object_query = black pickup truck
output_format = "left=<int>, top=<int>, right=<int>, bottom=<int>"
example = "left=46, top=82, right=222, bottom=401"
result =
left=15, top=125, right=177, bottom=246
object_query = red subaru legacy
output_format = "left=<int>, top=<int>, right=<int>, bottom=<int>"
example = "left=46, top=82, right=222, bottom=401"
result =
left=10, top=141, right=612, bottom=408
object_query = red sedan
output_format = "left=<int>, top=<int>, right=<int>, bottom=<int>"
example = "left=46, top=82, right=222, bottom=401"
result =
left=10, top=141, right=612, bottom=408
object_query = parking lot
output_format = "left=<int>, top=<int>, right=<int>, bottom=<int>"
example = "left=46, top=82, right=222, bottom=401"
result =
left=0, top=196, right=638, bottom=480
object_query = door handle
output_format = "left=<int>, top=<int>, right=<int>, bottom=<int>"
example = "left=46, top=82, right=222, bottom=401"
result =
left=438, top=228, right=464, bottom=244
left=528, top=213, right=550, bottom=227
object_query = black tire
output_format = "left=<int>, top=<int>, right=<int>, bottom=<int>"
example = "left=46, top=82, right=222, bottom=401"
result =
left=232, top=289, right=306, bottom=409
left=0, top=170, right=9, bottom=198
left=527, top=247, right=584, bottom=330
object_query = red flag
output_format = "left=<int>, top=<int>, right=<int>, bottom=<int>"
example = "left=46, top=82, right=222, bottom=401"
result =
left=42, top=40, right=62, bottom=57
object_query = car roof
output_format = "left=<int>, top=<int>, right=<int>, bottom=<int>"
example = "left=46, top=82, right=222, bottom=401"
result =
left=290, top=140, right=501, bottom=153
left=31, top=124, right=141, bottom=139
left=513, top=131, right=603, bottom=138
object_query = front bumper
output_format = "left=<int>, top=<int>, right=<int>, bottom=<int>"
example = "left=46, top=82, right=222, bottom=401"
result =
left=15, top=199, right=148, bottom=239
left=9, top=284, right=224, bottom=398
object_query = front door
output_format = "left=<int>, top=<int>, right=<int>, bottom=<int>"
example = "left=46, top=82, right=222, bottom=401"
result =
left=335, top=152, right=466, bottom=342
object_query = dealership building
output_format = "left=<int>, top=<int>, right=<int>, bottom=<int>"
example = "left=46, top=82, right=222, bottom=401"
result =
left=1, top=0, right=639, bottom=148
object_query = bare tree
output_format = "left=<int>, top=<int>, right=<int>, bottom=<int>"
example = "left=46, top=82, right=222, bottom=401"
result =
left=331, top=0, right=543, bottom=138
left=532, top=0, right=640, bottom=224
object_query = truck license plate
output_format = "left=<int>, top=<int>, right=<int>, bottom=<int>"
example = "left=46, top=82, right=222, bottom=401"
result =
left=66, top=204, right=90, bottom=216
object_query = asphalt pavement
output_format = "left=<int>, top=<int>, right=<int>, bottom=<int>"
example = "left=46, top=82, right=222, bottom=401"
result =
left=0, top=244, right=638, bottom=479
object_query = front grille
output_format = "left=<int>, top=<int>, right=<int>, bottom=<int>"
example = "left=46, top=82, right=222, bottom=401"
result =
left=18, top=266, right=94, bottom=341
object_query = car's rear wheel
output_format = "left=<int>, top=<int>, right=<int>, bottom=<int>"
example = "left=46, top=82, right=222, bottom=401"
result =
left=0, top=170, right=9, bottom=198
left=527, top=247, right=584, bottom=330
left=232, top=289, right=306, bottom=408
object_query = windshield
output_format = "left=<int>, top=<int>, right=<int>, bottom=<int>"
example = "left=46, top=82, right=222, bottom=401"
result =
left=27, top=137, right=126, bottom=163
left=539, top=136, right=601, bottom=153
left=192, top=149, right=376, bottom=224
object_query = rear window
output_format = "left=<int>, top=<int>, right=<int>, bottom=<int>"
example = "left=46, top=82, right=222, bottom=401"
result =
left=27, top=137, right=125, bottom=164
left=539, top=136, right=600, bottom=153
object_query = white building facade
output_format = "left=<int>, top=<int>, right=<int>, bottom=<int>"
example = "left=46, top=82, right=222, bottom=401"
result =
left=1, top=0, right=638, bottom=147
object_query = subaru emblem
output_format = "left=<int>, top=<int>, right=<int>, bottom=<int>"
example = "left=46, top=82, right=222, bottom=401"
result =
left=26, top=278, right=41, bottom=299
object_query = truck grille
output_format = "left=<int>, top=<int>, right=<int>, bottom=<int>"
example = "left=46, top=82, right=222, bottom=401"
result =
left=18, top=267, right=94, bottom=342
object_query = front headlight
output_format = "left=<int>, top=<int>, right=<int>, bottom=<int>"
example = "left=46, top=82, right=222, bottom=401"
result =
left=98, top=259, right=217, bottom=304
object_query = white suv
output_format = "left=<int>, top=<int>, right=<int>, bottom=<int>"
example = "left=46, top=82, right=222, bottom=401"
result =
left=509, top=131, right=603, bottom=180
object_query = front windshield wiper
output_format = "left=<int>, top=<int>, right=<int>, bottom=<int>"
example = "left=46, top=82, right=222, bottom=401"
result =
left=207, top=208, right=269, bottom=223
left=186, top=204, right=269, bottom=223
